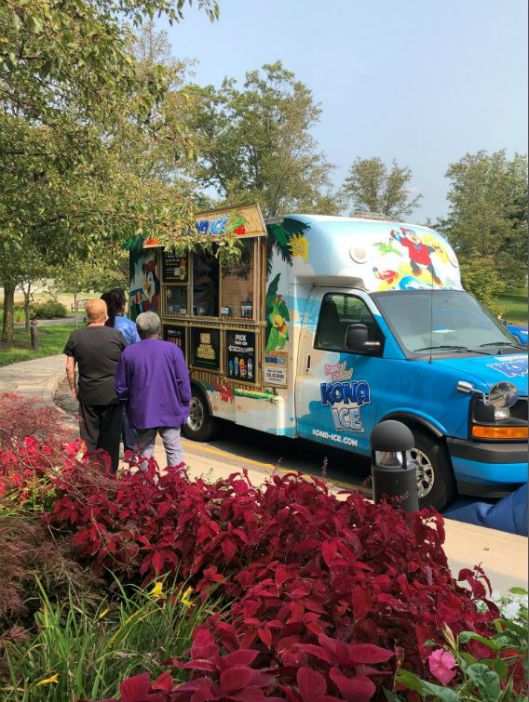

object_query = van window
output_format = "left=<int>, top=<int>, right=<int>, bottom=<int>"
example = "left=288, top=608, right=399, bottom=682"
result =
left=315, top=293, right=381, bottom=351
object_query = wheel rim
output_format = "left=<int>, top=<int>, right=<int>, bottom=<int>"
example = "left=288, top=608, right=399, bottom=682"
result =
left=410, top=447, right=435, bottom=498
left=187, top=396, right=205, bottom=432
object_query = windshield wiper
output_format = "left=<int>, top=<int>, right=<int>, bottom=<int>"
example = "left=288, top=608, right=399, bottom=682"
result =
left=479, top=341, right=528, bottom=352
left=413, top=344, right=493, bottom=356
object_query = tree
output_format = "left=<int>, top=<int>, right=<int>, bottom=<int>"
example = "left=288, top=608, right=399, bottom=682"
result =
left=186, top=61, right=338, bottom=217
left=0, top=2, right=218, bottom=341
left=442, top=150, right=528, bottom=302
left=341, top=157, right=422, bottom=218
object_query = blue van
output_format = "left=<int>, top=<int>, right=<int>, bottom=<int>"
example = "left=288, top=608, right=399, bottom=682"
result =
left=144, top=208, right=528, bottom=510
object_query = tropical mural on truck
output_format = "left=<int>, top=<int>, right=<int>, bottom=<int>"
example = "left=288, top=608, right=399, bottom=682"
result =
left=264, top=218, right=311, bottom=352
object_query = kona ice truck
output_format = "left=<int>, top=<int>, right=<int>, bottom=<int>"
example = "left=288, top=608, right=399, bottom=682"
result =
left=129, top=205, right=528, bottom=510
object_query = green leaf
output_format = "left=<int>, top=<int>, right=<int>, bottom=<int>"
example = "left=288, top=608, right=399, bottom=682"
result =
left=464, top=664, right=501, bottom=702
left=508, top=587, right=528, bottom=595
left=458, top=631, right=501, bottom=650
left=26, top=15, right=43, bottom=33
left=397, top=671, right=461, bottom=702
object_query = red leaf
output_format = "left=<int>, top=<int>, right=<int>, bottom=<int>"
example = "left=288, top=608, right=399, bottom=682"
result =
left=257, top=626, right=273, bottom=648
left=347, top=643, right=394, bottom=664
left=329, top=669, right=376, bottom=702
left=222, top=538, right=237, bottom=562
left=152, top=671, right=173, bottom=691
left=297, top=666, right=327, bottom=699
left=223, top=649, right=259, bottom=667
left=120, top=673, right=150, bottom=702
left=219, top=667, right=255, bottom=693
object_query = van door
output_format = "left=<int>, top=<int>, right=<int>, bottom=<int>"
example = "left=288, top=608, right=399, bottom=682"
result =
left=295, top=288, right=384, bottom=456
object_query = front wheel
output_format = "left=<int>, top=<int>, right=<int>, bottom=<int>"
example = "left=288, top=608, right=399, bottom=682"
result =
left=410, top=428, right=457, bottom=511
left=182, top=389, right=220, bottom=442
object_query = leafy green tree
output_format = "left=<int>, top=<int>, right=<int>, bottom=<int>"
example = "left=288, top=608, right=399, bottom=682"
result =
left=0, top=2, right=218, bottom=341
left=341, top=157, right=422, bottom=218
left=442, top=150, right=528, bottom=302
left=187, top=61, right=338, bottom=217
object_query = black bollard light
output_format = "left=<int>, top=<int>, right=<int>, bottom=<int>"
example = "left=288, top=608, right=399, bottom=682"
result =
left=30, top=320, right=40, bottom=351
left=370, top=420, right=419, bottom=513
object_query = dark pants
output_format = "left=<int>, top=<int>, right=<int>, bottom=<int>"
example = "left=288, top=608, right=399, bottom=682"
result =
left=121, top=405, right=136, bottom=452
left=79, top=402, right=122, bottom=472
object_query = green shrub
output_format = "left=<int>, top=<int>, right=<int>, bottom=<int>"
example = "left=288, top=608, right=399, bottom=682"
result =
left=0, top=306, right=26, bottom=323
left=30, top=301, right=68, bottom=319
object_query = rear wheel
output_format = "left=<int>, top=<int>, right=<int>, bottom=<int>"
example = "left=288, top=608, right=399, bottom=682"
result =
left=182, top=389, right=220, bottom=442
left=410, top=428, right=457, bottom=511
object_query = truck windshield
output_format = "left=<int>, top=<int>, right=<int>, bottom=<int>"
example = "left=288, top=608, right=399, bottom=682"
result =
left=372, top=290, right=520, bottom=356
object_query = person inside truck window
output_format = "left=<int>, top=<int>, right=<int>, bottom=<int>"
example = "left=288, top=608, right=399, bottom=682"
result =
left=193, top=250, right=219, bottom=316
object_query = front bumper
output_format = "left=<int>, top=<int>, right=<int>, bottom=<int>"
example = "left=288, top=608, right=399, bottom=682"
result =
left=447, top=437, right=528, bottom=498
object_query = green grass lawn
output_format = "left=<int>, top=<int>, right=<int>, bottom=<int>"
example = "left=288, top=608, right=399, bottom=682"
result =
left=494, top=287, right=528, bottom=325
left=0, top=323, right=73, bottom=367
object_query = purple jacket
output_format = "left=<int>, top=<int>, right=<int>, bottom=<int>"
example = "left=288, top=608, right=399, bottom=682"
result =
left=114, top=338, right=191, bottom=430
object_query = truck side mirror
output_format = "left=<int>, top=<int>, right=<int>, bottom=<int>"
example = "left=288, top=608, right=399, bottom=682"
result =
left=345, top=323, right=381, bottom=355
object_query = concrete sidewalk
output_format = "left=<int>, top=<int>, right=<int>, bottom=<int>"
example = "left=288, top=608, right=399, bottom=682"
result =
left=0, top=353, right=527, bottom=594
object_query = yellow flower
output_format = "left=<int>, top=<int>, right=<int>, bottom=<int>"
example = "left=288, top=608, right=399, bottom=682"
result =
left=150, top=582, right=165, bottom=601
left=98, top=607, right=110, bottom=620
left=289, top=234, right=309, bottom=261
left=180, top=587, right=194, bottom=608
left=35, top=674, right=59, bottom=686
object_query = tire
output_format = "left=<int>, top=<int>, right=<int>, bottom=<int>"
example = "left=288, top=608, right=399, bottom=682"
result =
left=409, top=428, right=457, bottom=511
left=182, top=388, right=220, bottom=442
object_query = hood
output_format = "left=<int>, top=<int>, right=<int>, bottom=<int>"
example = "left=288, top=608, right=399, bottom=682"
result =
left=435, top=353, right=528, bottom=396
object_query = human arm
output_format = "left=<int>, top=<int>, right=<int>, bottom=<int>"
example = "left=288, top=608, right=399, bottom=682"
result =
left=114, top=355, right=129, bottom=402
left=65, top=356, right=77, bottom=400
left=174, top=348, right=191, bottom=406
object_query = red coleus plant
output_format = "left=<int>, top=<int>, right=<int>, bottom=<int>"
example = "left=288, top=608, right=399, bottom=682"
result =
left=46, top=455, right=509, bottom=700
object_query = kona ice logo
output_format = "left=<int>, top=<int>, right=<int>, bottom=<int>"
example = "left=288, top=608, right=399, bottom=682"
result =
left=320, top=380, right=371, bottom=406
left=320, top=364, right=371, bottom=433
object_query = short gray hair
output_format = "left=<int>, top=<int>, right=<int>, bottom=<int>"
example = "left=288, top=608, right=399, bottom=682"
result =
left=136, top=311, right=161, bottom=339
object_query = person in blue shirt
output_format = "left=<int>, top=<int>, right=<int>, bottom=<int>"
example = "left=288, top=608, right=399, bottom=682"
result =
left=101, top=288, right=141, bottom=346
left=101, top=288, right=140, bottom=452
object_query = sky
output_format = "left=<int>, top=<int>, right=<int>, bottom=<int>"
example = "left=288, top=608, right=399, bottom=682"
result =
left=159, top=0, right=528, bottom=221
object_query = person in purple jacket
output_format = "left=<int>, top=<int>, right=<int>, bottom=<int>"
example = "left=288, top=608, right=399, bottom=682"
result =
left=114, top=311, right=191, bottom=468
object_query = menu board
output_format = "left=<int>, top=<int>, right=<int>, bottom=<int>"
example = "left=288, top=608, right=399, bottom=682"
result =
left=163, top=324, right=187, bottom=360
left=163, top=250, right=188, bottom=283
left=226, top=330, right=256, bottom=384
left=191, top=327, right=220, bottom=370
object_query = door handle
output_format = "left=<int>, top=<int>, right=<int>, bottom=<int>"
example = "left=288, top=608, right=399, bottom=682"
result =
left=306, top=354, right=311, bottom=372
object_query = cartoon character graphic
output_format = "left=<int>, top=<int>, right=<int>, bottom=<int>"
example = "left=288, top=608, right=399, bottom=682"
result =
left=129, top=251, right=160, bottom=319
left=373, top=267, right=400, bottom=286
left=390, top=227, right=443, bottom=285
left=265, top=274, right=289, bottom=353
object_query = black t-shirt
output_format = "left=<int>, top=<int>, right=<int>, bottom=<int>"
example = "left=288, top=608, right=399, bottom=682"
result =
left=64, top=326, right=126, bottom=405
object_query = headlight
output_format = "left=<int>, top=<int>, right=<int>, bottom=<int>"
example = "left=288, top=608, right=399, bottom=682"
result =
left=471, top=384, right=527, bottom=440
left=487, top=382, right=519, bottom=409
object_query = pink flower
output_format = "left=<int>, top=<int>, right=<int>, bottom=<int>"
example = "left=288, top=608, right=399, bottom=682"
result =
left=428, top=649, right=458, bottom=684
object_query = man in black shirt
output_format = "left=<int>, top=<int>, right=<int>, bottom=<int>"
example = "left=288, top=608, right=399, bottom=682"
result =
left=64, top=298, right=126, bottom=471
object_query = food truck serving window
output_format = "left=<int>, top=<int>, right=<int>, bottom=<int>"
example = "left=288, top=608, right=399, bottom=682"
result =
left=165, top=286, right=188, bottom=315
left=220, top=239, right=255, bottom=319
left=193, top=248, right=219, bottom=317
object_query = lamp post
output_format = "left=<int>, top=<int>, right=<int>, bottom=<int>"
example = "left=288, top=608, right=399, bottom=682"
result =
left=370, top=420, right=419, bottom=513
